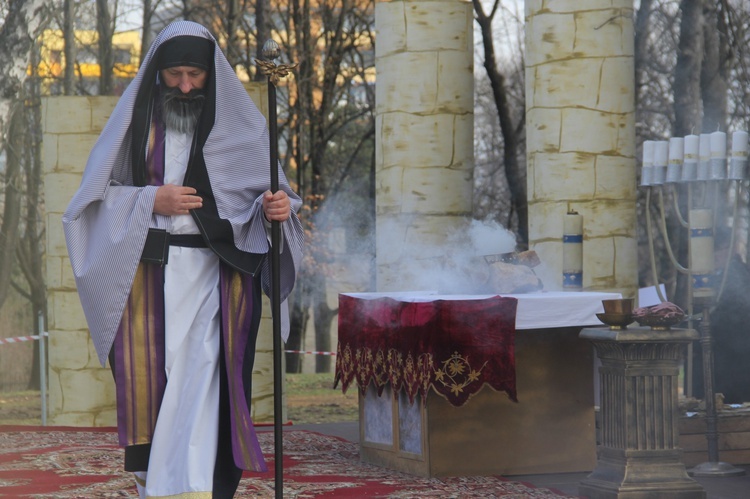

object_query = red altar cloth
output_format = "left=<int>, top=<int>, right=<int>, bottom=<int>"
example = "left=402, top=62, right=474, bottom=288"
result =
left=334, top=295, right=518, bottom=406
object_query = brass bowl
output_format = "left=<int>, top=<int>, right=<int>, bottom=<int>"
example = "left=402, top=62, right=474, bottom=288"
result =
left=602, top=298, right=634, bottom=315
left=596, top=312, right=634, bottom=330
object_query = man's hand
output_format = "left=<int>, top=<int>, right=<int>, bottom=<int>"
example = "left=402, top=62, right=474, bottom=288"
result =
left=263, top=190, right=291, bottom=222
left=154, top=184, right=203, bottom=215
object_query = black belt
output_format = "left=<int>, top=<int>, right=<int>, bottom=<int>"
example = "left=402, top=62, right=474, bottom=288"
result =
left=141, top=229, right=207, bottom=265
left=170, top=234, right=207, bottom=248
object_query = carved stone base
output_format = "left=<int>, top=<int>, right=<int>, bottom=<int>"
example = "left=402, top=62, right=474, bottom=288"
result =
left=579, top=327, right=706, bottom=498
left=579, top=448, right=706, bottom=498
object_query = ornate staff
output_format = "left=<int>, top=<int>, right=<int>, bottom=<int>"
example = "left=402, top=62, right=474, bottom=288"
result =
left=257, top=39, right=297, bottom=498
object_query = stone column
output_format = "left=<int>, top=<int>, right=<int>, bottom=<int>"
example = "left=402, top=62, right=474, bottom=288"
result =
left=44, top=96, right=118, bottom=426
left=375, top=0, right=474, bottom=291
left=525, top=0, right=637, bottom=296
left=43, top=86, right=280, bottom=426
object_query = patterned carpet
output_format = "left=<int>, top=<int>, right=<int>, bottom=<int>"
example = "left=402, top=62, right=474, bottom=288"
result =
left=0, top=426, right=571, bottom=498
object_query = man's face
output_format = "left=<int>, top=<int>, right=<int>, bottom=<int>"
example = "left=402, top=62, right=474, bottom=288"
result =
left=159, top=65, right=208, bottom=134
left=160, top=66, right=208, bottom=95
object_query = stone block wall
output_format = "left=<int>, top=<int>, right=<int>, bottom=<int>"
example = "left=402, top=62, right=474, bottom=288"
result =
left=42, top=84, right=281, bottom=426
left=525, top=0, right=637, bottom=296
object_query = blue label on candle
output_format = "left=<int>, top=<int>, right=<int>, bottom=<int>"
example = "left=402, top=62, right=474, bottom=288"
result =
left=563, top=272, right=582, bottom=288
left=690, top=228, right=713, bottom=238
left=692, top=274, right=714, bottom=289
left=563, top=235, right=583, bottom=243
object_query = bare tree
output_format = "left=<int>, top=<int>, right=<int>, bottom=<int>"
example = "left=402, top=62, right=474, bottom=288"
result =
left=140, top=0, right=161, bottom=64
left=472, top=0, right=527, bottom=247
left=701, top=0, right=730, bottom=133
left=635, top=0, right=655, bottom=106
left=280, top=0, right=376, bottom=372
left=0, top=1, right=54, bottom=146
left=19, top=45, right=47, bottom=389
left=0, top=102, right=24, bottom=312
left=96, top=0, right=115, bottom=94
left=63, top=0, right=76, bottom=94
left=656, top=0, right=704, bottom=309
left=253, top=0, right=269, bottom=81
left=674, top=0, right=704, bottom=136
left=0, top=0, right=57, bottom=312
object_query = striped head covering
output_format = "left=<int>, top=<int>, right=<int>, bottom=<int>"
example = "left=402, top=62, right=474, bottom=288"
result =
left=63, top=21, right=304, bottom=365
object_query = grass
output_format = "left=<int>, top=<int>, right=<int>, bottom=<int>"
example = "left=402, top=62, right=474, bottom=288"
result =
left=286, top=372, right=358, bottom=424
left=0, top=390, right=42, bottom=426
left=0, top=373, right=358, bottom=426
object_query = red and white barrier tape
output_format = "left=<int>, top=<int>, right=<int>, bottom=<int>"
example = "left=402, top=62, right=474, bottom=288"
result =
left=0, top=332, right=49, bottom=345
left=284, top=350, right=336, bottom=356
left=0, top=336, right=335, bottom=356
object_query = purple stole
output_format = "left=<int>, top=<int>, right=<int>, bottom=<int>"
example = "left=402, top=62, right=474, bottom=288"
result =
left=112, top=115, right=266, bottom=472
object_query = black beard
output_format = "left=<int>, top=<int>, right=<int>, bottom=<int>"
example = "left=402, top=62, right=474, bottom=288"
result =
left=160, top=85, right=206, bottom=134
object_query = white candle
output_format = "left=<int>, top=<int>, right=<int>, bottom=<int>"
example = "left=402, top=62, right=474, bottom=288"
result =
left=684, top=135, right=699, bottom=157
left=666, top=137, right=683, bottom=183
left=729, top=130, right=749, bottom=180
left=643, top=140, right=654, bottom=165
left=563, top=211, right=583, bottom=290
left=682, top=134, right=699, bottom=181
left=641, top=140, right=654, bottom=186
left=711, top=131, right=727, bottom=158
left=654, top=140, right=668, bottom=165
left=689, top=209, right=715, bottom=299
left=710, top=131, right=727, bottom=179
left=652, top=140, right=668, bottom=185
left=732, top=131, right=749, bottom=155
left=697, top=133, right=711, bottom=180
left=668, top=137, right=684, bottom=162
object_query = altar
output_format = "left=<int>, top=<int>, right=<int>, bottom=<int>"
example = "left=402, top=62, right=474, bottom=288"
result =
left=334, top=291, right=620, bottom=477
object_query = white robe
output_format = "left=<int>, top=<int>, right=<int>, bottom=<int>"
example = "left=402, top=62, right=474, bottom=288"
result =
left=140, top=128, right=221, bottom=498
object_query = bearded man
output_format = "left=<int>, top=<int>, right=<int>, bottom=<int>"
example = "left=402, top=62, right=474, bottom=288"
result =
left=63, top=21, right=303, bottom=498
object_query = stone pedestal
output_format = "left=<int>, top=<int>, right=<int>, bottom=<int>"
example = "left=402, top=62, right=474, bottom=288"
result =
left=579, top=327, right=705, bottom=498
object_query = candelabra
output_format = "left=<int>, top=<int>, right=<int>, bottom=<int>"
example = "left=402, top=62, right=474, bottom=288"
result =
left=640, top=130, right=747, bottom=477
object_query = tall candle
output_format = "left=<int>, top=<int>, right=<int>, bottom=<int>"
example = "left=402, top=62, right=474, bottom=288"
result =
left=641, top=140, right=654, bottom=187
left=666, top=137, right=683, bottom=183
left=563, top=211, right=583, bottom=290
left=682, top=134, right=699, bottom=181
left=710, top=131, right=727, bottom=158
left=697, top=133, right=711, bottom=180
left=732, top=130, right=749, bottom=153
left=710, top=131, right=727, bottom=180
left=651, top=140, right=668, bottom=185
left=689, top=209, right=715, bottom=299
left=729, top=130, right=749, bottom=180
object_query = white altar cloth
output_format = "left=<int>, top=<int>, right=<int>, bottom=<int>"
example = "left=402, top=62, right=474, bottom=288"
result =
left=342, top=290, right=621, bottom=330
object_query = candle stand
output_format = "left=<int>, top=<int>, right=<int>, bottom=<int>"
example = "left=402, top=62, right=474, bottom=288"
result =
left=640, top=132, right=747, bottom=477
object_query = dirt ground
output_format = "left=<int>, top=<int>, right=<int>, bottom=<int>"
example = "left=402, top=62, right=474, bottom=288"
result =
left=0, top=373, right=357, bottom=426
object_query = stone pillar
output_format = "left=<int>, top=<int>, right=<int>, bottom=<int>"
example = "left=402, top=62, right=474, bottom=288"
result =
left=42, top=85, right=281, bottom=426
left=525, top=0, right=637, bottom=296
left=44, top=96, right=118, bottom=426
left=375, top=0, right=474, bottom=290
left=579, top=327, right=705, bottom=498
